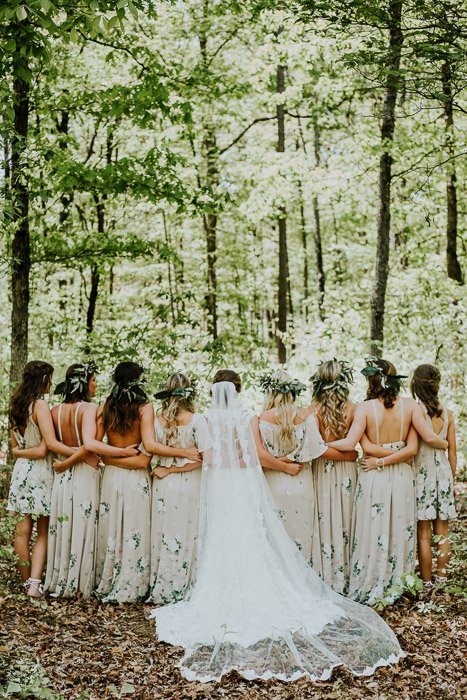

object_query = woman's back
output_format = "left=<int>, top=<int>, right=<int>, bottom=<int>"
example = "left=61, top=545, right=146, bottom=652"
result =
left=364, top=397, right=411, bottom=445
left=52, top=402, right=84, bottom=448
left=314, top=400, right=355, bottom=442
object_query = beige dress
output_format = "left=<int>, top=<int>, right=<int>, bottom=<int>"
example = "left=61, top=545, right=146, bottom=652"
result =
left=148, top=413, right=212, bottom=604
left=312, top=455, right=358, bottom=595
left=95, top=450, right=151, bottom=603
left=349, top=399, right=416, bottom=605
left=260, top=413, right=326, bottom=560
left=415, top=405, right=456, bottom=521
left=8, top=404, right=53, bottom=516
left=45, top=403, right=100, bottom=597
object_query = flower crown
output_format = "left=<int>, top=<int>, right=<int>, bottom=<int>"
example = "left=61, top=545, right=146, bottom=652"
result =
left=110, top=373, right=148, bottom=402
left=258, top=373, right=306, bottom=396
left=361, top=356, right=407, bottom=390
left=154, top=379, right=197, bottom=401
left=55, top=361, right=98, bottom=397
left=310, top=359, right=354, bottom=399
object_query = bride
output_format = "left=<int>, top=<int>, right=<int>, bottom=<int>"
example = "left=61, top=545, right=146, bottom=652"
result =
left=151, top=378, right=404, bottom=683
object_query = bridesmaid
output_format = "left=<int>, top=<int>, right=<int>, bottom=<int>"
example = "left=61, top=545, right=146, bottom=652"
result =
left=328, top=357, right=447, bottom=604
left=146, top=373, right=211, bottom=604
left=253, top=370, right=357, bottom=561
left=8, top=361, right=79, bottom=598
left=309, top=359, right=358, bottom=594
left=411, top=365, right=457, bottom=589
left=46, top=362, right=102, bottom=597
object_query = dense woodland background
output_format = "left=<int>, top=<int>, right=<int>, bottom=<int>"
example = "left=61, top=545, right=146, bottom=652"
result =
left=1, top=0, right=466, bottom=440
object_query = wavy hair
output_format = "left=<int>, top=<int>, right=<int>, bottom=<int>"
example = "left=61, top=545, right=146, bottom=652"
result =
left=159, top=373, right=195, bottom=446
left=102, top=362, right=147, bottom=435
left=9, top=360, right=54, bottom=432
left=365, top=358, right=399, bottom=409
left=263, top=369, right=296, bottom=454
left=411, top=364, right=442, bottom=418
left=59, top=363, right=94, bottom=404
left=313, top=360, right=349, bottom=439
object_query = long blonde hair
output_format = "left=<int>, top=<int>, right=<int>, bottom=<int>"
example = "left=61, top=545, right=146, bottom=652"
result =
left=313, top=360, right=350, bottom=439
left=159, top=373, right=195, bottom=446
left=263, top=369, right=297, bottom=453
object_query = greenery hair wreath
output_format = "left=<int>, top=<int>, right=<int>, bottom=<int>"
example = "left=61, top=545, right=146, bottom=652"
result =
left=154, top=379, right=197, bottom=401
left=361, top=356, right=407, bottom=390
left=55, top=361, right=98, bottom=397
left=258, top=373, right=306, bottom=397
left=110, top=373, right=149, bottom=403
left=310, top=359, right=354, bottom=399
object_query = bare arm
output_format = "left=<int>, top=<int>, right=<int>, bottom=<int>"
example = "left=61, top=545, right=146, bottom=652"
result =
left=411, top=403, right=448, bottom=449
left=250, top=417, right=301, bottom=476
left=152, top=461, right=202, bottom=478
left=447, top=411, right=457, bottom=479
left=140, top=404, right=201, bottom=461
left=81, top=404, right=139, bottom=457
left=322, top=446, right=359, bottom=462
left=327, top=405, right=367, bottom=451
left=11, top=431, right=48, bottom=460
left=361, top=426, right=418, bottom=470
left=102, top=452, right=151, bottom=470
left=360, top=433, right=396, bottom=458
left=35, top=400, right=75, bottom=457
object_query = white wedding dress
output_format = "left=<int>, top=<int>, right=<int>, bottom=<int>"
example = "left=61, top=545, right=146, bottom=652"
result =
left=151, top=382, right=404, bottom=682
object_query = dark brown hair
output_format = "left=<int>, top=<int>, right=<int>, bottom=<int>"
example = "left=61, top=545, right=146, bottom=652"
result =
left=61, top=363, right=94, bottom=404
left=9, top=360, right=54, bottom=432
left=411, top=364, right=442, bottom=418
left=365, top=358, right=399, bottom=409
left=212, top=368, right=241, bottom=393
left=102, top=362, right=147, bottom=435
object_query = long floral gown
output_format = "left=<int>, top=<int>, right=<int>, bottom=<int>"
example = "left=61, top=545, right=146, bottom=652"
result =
left=8, top=404, right=53, bottom=517
left=45, top=403, right=100, bottom=597
left=148, top=413, right=212, bottom=604
left=415, top=405, right=456, bottom=521
left=259, top=413, right=326, bottom=560
left=348, top=399, right=417, bottom=604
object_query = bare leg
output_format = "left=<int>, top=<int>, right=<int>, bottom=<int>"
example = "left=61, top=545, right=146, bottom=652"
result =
left=27, top=515, right=49, bottom=598
left=14, top=515, right=33, bottom=582
left=433, top=519, right=450, bottom=579
left=417, top=520, right=433, bottom=583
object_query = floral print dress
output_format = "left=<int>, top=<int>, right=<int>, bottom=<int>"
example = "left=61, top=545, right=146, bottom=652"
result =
left=8, top=404, right=53, bottom=517
left=95, top=445, right=151, bottom=603
left=348, top=399, right=417, bottom=605
left=259, top=413, right=327, bottom=561
left=312, top=455, right=358, bottom=595
left=148, top=413, right=212, bottom=604
left=45, top=403, right=100, bottom=598
left=415, top=405, right=456, bottom=521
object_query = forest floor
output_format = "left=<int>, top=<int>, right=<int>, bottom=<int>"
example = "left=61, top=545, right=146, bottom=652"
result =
left=0, top=518, right=465, bottom=700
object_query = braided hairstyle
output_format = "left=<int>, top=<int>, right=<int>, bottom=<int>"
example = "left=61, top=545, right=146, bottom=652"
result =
left=313, top=360, right=350, bottom=439
left=9, top=360, right=54, bottom=432
left=365, top=358, right=400, bottom=409
left=262, top=369, right=297, bottom=454
left=159, top=373, right=195, bottom=446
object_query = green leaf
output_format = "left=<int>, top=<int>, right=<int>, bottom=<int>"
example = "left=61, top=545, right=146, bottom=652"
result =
left=6, top=682, right=22, bottom=694
left=69, top=26, right=79, bottom=43
left=121, top=683, right=135, bottom=695
left=40, top=0, right=52, bottom=12
left=16, top=5, right=28, bottom=21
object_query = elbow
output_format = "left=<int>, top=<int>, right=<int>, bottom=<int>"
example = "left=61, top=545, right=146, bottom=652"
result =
left=38, top=443, right=49, bottom=458
left=407, top=446, right=419, bottom=459
left=83, top=440, right=95, bottom=452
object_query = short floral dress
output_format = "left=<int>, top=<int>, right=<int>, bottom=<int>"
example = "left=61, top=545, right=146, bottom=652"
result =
left=348, top=399, right=417, bottom=605
left=259, top=413, right=327, bottom=561
left=415, top=405, right=456, bottom=521
left=148, top=413, right=212, bottom=604
left=8, top=404, right=53, bottom=517
left=45, top=403, right=100, bottom=598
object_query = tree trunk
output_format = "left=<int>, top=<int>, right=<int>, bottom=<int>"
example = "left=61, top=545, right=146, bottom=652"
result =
left=86, top=263, right=100, bottom=336
left=297, top=180, right=309, bottom=316
left=9, top=69, right=31, bottom=391
left=441, top=61, right=464, bottom=284
left=369, top=0, right=404, bottom=356
left=276, top=60, right=287, bottom=364
left=312, top=118, right=325, bottom=320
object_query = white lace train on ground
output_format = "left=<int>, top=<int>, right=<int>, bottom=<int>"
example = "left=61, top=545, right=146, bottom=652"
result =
left=151, top=382, right=405, bottom=682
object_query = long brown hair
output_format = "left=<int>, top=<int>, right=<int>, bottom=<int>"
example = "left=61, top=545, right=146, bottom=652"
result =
left=411, top=364, right=442, bottom=418
left=57, top=363, right=95, bottom=404
left=159, top=373, right=195, bottom=446
left=262, top=369, right=296, bottom=454
left=313, top=360, right=350, bottom=439
left=9, top=360, right=54, bottom=432
left=102, top=362, right=147, bottom=435
left=212, top=368, right=241, bottom=393
left=365, top=358, right=400, bottom=409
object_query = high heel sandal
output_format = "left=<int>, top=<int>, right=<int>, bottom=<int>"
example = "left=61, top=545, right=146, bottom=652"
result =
left=27, top=578, right=45, bottom=598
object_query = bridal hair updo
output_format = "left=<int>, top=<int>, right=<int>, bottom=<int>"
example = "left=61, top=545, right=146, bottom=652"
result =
left=263, top=369, right=297, bottom=454
left=312, top=360, right=350, bottom=440
left=159, top=373, right=195, bottom=446
left=103, top=361, right=148, bottom=435
left=58, top=363, right=96, bottom=404
left=411, top=364, right=442, bottom=418
left=9, top=360, right=54, bottom=432
left=212, top=369, right=242, bottom=393
left=364, top=358, right=399, bottom=409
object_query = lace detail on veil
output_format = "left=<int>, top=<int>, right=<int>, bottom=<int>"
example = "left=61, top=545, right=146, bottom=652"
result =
left=151, top=382, right=404, bottom=682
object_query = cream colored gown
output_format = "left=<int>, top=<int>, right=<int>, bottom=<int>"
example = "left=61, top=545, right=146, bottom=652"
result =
left=259, top=413, right=326, bottom=560
left=148, top=413, right=212, bottom=604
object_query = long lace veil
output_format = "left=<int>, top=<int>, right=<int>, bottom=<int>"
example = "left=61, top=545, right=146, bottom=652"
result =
left=152, top=381, right=404, bottom=682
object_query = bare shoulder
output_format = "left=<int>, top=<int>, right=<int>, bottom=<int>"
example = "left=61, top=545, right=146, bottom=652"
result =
left=258, top=408, right=276, bottom=422
left=140, top=402, right=154, bottom=418
left=346, top=400, right=357, bottom=417
left=402, top=396, right=418, bottom=412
